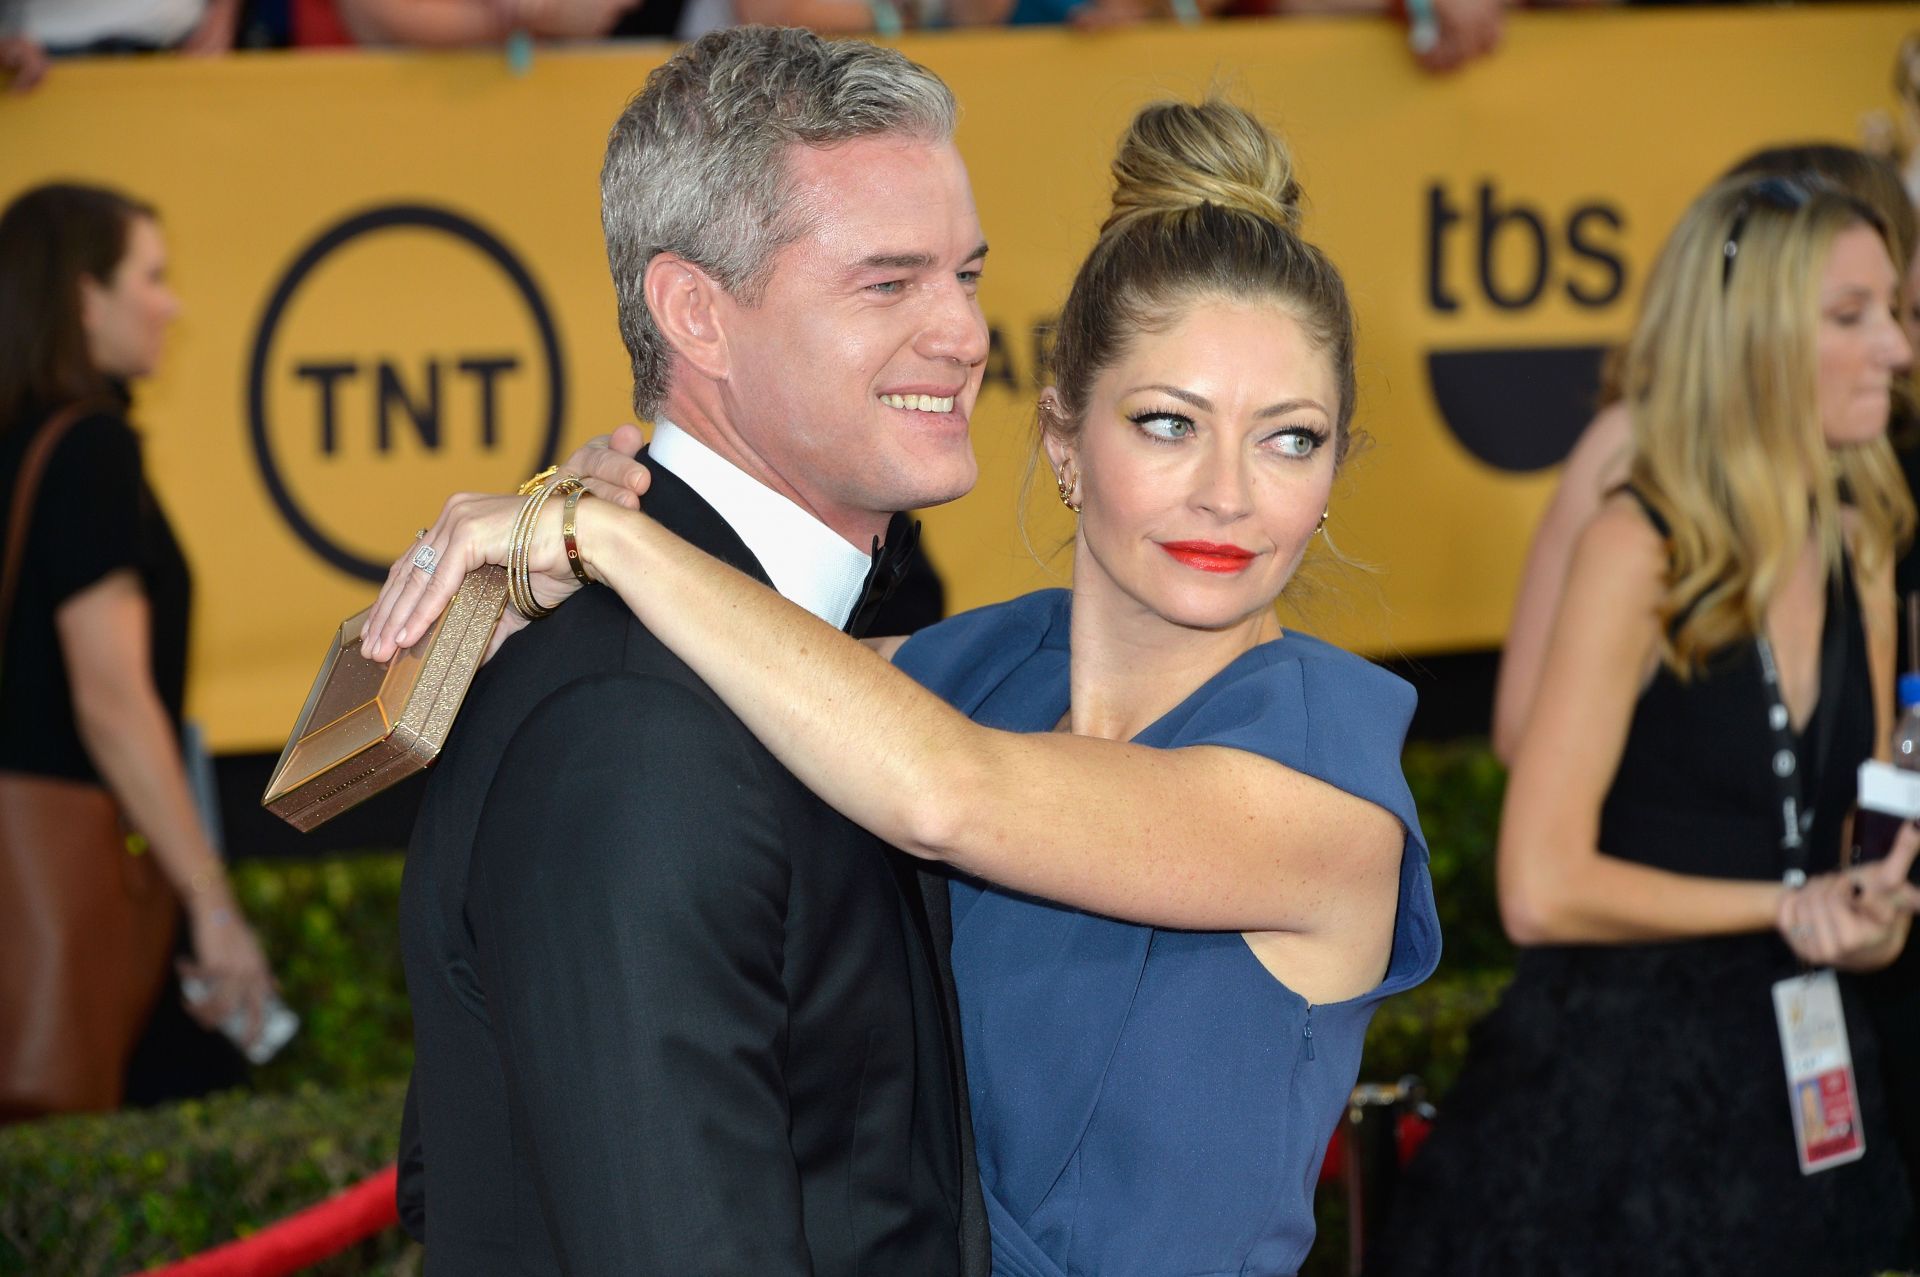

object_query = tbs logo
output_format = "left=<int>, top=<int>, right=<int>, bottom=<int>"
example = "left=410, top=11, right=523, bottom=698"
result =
left=1422, top=180, right=1629, bottom=473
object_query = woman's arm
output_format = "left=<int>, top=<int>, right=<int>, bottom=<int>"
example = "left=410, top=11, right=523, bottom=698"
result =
left=573, top=504, right=1403, bottom=935
left=1491, top=403, right=1632, bottom=764
left=57, top=572, right=274, bottom=1032
left=1498, top=498, right=1788, bottom=943
left=1497, top=496, right=1920, bottom=951
left=366, top=494, right=1402, bottom=935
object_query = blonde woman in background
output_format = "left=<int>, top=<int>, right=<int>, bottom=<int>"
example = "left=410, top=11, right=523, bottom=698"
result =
left=1491, top=144, right=1918, bottom=764
left=1378, top=172, right=1920, bottom=1274
left=1487, top=144, right=1920, bottom=1224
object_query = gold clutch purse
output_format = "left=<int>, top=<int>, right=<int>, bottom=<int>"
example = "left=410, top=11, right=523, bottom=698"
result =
left=261, top=567, right=507, bottom=831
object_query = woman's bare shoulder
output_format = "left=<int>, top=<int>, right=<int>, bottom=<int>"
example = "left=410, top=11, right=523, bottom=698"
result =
left=1558, top=401, right=1634, bottom=495
left=1572, top=492, right=1669, bottom=607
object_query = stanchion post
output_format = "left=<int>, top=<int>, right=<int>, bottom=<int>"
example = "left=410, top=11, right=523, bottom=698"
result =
left=1341, top=1076, right=1431, bottom=1277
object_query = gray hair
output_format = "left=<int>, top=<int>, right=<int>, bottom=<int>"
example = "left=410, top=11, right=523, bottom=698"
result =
left=601, top=26, right=959, bottom=418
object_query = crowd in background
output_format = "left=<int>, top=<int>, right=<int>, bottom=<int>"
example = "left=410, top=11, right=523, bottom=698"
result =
left=5, top=0, right=1625, bottom=87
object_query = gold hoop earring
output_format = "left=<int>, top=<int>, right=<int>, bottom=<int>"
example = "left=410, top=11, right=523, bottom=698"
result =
left=1056, top=470, right=1077, bottom=511
left=1314, top=508, right=1330, bottom=535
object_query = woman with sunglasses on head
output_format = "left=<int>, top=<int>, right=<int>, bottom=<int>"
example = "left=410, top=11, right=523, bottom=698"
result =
left=366, top=99, right=1440, bottom=1274
left=1376, top=174, right=1920, bottom=1274
left=1492, top=144, right=1918, bottom=766
left=1488, top=144, right=1920, bottom=1232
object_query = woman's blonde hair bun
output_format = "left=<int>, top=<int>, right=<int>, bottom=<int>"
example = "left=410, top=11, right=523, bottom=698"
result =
left=1103, top=98, right=1304, bottom=238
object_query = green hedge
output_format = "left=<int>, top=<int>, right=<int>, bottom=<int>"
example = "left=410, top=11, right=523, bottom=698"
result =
left=0, top=855, right=419, bottom=1275
left=1405, top=739, right=1512, bottom=976
left=0, top=1080, right=418, bottom=1276
left=4, top=739, right=1513, bottom=1275
left=233, top=853, right=413, bottom=1094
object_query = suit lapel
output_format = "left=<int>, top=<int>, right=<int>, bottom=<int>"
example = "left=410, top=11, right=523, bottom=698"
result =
left=642, top=445, right=989, bottom=1271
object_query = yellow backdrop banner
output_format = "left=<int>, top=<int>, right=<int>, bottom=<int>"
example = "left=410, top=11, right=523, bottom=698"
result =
left=1, top=8, right=1913, bottom=751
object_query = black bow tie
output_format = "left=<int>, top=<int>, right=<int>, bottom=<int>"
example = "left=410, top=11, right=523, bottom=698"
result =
left=844, top=512, right=921, bottom=639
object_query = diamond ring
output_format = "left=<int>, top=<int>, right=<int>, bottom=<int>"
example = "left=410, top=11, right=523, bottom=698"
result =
left=411, top=542, right=439, bottom=576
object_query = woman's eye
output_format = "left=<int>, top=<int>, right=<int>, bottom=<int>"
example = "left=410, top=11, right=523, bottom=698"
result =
left=1268, top=428, right=1325, bottom=458
left=1130, top=412, right=1194, bottom=442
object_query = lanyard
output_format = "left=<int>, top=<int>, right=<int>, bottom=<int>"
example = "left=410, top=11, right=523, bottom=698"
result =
left=1754, top=576, right=1849, bottom=878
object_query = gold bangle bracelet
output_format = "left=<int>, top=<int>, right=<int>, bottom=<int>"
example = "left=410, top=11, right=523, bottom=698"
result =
left=508, top=478, right=555, bottom=619
left=510, top=475, right=585, bottom=620
left=506, top=481, right=547, bottom=620
left=561, top=484, right=594, bottom=586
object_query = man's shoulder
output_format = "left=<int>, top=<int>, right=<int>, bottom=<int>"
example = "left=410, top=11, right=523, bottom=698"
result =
left=498, top=582, right=670, bottom=672
left=471, top=590, right=760, bottom=760
left=415, top=586, right=758, bottom=847
left=432, top=662, right=791, bottom=903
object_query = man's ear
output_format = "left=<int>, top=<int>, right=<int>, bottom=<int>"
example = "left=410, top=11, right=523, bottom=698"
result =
left=643, top=253, right=731, bottom=383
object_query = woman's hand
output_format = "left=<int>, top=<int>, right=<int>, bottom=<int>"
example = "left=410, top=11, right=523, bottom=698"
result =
left=1778, top=824, right=1920, bottom=971
left=362, top=490, right=565, bottom=662
left=360, top=426, right=652, bottom=662
left=179, top=899, right=275, bottom=1045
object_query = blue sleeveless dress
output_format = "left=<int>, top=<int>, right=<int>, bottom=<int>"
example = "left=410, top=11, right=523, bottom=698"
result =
left=895, top=590, right=1442, bottom=1277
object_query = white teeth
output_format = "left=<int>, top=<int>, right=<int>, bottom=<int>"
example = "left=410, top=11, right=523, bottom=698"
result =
left=881, top=393, right=954, bottom=413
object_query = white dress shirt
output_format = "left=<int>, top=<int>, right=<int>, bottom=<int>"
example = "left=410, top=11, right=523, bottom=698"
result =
left=647, top=421, right=873, bottom=631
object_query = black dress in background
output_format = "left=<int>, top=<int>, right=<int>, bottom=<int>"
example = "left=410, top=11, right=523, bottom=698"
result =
left=0, top=396, right=245, bottom=1105
left=1375, top=547, right=1916, bottom=1277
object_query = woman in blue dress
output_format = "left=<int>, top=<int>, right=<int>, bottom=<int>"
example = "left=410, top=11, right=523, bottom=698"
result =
left=370, top=99, right=1440, bottom=1275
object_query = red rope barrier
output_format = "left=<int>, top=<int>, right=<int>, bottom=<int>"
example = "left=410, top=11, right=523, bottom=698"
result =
left=136, top=1164, right=399, bottom=1277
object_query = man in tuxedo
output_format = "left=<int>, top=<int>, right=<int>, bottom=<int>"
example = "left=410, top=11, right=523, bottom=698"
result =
left=394, top=26, right=991, bottom=1275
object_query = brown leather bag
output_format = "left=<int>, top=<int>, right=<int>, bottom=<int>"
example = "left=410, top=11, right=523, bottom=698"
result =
left=0, top=406, right=178, bottom=1121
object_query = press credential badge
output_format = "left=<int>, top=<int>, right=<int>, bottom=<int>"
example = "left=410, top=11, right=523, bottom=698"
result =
left=1772, top=969, right=1865, bottom=1175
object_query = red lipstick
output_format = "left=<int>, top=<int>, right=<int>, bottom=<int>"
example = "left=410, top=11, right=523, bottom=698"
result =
left=1160, top=541, right=1256, bottom=574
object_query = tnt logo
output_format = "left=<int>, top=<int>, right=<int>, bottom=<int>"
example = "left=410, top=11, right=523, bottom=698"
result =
left=248, top=205, right=565, bottom=580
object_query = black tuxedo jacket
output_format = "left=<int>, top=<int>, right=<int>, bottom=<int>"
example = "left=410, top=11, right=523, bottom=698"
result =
left=396, top=459, right=987, bottom=1275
